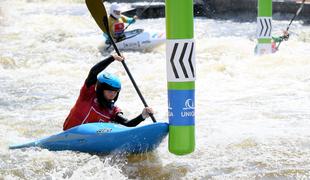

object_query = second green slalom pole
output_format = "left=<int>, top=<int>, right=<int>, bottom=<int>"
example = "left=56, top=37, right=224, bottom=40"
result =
left=166, top=0, right=195, bottom=155
left=256, top=0, right=272, bottom=55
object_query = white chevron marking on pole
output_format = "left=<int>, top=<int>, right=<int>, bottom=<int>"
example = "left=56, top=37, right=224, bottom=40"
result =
left=166, top=39, right=196, bottom=82
left=257, top=17, right=272, bottom=38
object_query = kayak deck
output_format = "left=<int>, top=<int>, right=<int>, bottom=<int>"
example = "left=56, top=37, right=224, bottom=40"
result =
left=10, top=122, right=169, bottom=154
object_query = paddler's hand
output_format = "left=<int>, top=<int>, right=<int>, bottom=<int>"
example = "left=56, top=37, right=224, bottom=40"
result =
left=282, top=30, right=289, bottom=41
left=142, top=107, right=154, bottom=119
left=112, top=54, right=125, bottom=62
left=129, top=16, right=137, bottom=24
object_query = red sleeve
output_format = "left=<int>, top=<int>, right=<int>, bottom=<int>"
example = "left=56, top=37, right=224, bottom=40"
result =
left=78, top=84, right=96, bottom=101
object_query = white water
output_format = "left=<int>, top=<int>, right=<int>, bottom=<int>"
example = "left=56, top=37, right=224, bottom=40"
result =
left=1, top=0, right=310, bottom=179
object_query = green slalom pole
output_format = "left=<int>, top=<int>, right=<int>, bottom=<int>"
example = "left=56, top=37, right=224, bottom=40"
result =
left=166, top=0, right=195, bottom=155
left=256, top=0, right=272, bottom=55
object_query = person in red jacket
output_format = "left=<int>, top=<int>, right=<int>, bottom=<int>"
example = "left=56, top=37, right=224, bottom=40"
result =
left=63, top=54, right=153, bottom=130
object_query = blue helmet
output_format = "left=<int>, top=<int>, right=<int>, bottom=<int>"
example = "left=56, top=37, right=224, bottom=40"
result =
left=97, top=72, right=121, bottom=91
left=96, top=71, right=121, bottom=109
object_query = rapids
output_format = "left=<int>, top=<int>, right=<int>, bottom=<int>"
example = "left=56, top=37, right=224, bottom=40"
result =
left=1, top=0, right=310, bottom=179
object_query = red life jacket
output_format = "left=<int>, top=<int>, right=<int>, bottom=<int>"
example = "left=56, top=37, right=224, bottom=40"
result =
left=113, top=22, right=125, bottom=36
left=63, top=84, right=121, bottom=130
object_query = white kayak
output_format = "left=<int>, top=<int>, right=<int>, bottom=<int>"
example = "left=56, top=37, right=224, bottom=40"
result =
left=104, top=29, right=165, bottom=51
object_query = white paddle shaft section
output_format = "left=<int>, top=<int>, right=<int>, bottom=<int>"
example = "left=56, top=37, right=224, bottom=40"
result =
left=257, top=17, right=272, bottom=38
left=166, top=39, right=196, bottom=82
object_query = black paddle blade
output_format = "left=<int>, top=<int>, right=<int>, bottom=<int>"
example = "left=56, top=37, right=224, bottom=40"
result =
left=85, top=0, right=108, bottom=33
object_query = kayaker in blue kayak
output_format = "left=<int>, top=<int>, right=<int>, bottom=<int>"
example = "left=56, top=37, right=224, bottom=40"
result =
left=63, top=54, right=153, bottom=130
left=107, top=2, right=137, bottom=42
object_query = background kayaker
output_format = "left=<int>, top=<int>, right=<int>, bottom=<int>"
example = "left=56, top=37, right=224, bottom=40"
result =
left=108, top=2, right=137, bottom=42
left=63, top=54, right=153, bottom=130
left=254, top=30, right=290, bottom=54
left=271, top=30, right=290, bottom=52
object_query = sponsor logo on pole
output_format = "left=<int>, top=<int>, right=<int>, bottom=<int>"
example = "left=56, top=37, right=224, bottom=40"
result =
left=257, top=17, right=272, bottom=38
left=167, top=39, right=195, bottom=82
left=183, top=99, right=194, bottom=110
left=168, top=90, right=195, bottom=126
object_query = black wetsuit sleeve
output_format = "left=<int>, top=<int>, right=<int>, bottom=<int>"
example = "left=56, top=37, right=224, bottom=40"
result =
left=113, top=113, right=145, bottom=127
left=85, top=55, right=115, bottom=88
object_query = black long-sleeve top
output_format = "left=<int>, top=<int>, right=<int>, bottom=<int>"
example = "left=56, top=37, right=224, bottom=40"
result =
left=85, top=55, right=145, bottom=127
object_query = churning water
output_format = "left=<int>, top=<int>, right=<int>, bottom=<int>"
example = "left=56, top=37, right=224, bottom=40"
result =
left=1, top=0, right=310, bottom=179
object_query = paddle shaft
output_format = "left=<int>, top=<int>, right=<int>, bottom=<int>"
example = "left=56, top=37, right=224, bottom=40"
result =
left=122, top=0, right=155, bottom=32
left=277, top=0, right=306, bottom=49
left=85, top=0, right=156, bottom=122
left=287, top=0, right=306, bottom=31
left=103, top=16, right=156, bottom=123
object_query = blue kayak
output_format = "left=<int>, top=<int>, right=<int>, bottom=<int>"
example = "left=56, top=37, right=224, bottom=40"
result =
left=9, top=122, right=169, bottom=154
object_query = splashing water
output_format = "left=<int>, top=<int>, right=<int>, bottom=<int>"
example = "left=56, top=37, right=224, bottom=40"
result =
left=1, top=0, right=310, bottom=179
